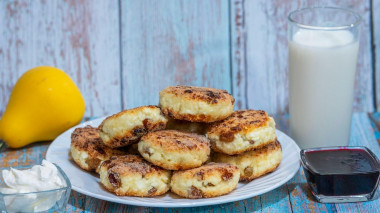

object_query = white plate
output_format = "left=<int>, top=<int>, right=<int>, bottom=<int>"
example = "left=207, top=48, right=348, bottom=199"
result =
left=46, top=117, right=301, bottom=208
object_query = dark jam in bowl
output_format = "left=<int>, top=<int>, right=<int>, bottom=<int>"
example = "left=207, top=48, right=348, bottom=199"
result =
left=301, top=147, right=380, bottom=202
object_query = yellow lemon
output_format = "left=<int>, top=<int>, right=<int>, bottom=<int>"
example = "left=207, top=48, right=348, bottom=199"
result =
left=0, top=66, right=85, bottom=148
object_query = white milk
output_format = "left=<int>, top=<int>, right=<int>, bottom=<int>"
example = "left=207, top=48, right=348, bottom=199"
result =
left=289, top=29, right=359, bottom=149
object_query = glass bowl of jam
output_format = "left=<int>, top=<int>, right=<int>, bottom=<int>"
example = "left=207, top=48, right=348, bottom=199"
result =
left=301, top=146, right=380, bottom=203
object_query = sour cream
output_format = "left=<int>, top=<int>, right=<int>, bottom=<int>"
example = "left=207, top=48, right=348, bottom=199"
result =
left=0, top=160, right=66, bottom=212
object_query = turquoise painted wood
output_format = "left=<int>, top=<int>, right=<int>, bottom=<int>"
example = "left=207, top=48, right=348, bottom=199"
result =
left=120, top=0, right=231, bottom=110
left=1, top=113, right=379, bottom=212
left=230, top=0, right=247, bottom=110
left=0, top=0, right=122, bottom=117
left=374, top=0, right=380, bottom=111
left=369, top=113, right=380, bottom=143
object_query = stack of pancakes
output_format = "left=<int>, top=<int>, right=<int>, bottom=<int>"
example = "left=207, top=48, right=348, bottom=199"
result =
left=70, top=85, right=282, bottom=198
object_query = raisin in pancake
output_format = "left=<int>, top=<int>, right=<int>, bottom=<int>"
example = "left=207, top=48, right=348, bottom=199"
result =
left=98, top=155, right=171, bottom=197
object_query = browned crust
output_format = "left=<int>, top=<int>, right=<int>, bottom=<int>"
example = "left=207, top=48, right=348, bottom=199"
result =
left=240, top=162, right=280, bottom=181
left=210, top=137, right=277, bottom=155
left=160, top=85, right=234, bottom=105
left=162, top=108, right=231, bottom=123
left=99, top=105, right=159, bottom=124
left=184, top=186, right=237, bottom=199
left=207, top=110, right=271, bottom=141
left=173, top=162, right=238, bottom=177
left=70, top=126, right=129, bottom=171
left=213, top=139, right=281, bottom=158
left=101, top=121, right=167, bottom=148
left=71, top=126, right=106, bottom=157
left=141, top=130, right=210, bottom=152
left=99, top=155, right=170, bottom=196
left=171, top=162, right=239, bottom=198
left=98, top=106, right=167, bottom=148
left=213, top=141, right=282, bottom=181
left=159, top=86, right=234, bottom=123
left=98, top=155, right=166, bottom=176
left=140, top=157, right=208, bottom=171
left=101, top=182, right=168, bottom=197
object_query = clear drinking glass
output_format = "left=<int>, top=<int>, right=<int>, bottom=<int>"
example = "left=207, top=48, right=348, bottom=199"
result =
left=0, top=164, right=71, bottom=213
left=288, top=7, right=361, bottom=149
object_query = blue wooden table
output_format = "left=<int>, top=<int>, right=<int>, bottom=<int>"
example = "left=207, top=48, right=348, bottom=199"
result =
left=1, top=113, right=379, bottom=212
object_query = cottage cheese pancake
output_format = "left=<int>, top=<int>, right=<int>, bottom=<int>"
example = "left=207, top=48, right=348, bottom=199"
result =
left=212, top=141, right=282, bottom=181
left=207, top=110, right=277, bottom=155
left=98, top=106, right=168, bottom=148
left=159, top=85, right=234, bottom=123
left=138, top=130, right=210, bottom=170
left=170, top=163, right=240, bottom=198
left=98, top=155, right=171, bottom=197
left=70, top=126, right=128, bottom=171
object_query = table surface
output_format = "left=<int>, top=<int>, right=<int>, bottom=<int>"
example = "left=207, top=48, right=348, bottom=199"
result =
left=1, top=113, right=379, bottom=213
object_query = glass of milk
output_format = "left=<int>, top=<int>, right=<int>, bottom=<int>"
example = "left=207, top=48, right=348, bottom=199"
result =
left=288, top=7, right=361, bottom=149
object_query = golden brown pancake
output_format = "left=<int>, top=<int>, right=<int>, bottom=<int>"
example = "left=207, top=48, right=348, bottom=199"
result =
left=207, top=110, right=277, bottom=155
left=170, top=162, right=240, bottom=198
left=212, top=140, right=282, bottom=181
left=138, top=130, right=210, bottom=170
left=98, top=106, right=168, bottom=148
left=159, top=85, right=234, bottom=123
left=70, top=126, right=128, bottom=171
left=98, top=155, right=171, bottom=196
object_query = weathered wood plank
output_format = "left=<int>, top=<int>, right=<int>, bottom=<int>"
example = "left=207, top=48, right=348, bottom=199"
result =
left=84, top=199, right=259, bottom=213
left=0, top=142, right=48, bottom=168
left=287, top=169, right=338, bottom=213
left=66, top=191, right=86, bottom=213
left=0, top=0, right=121, bottom=117
left=368, top=113, right=380, bottom=144
left=230, top=0, right=247, bottom=110
left=235, top=0, right=374, bottom=114
left=242, top=0, right=293, bottom=114
left=374, top=0, right=380, bottom=111
left=260, top=185, right=292, bottom=213
left=120, top=0, right=231, bottom=109
left=342, top=0, right=375, bottom=112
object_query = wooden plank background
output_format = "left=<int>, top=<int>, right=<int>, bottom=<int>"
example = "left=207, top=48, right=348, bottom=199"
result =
left=0, top=0, right=379, bottom=117
left=374, top=0, right=380, bottom=111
